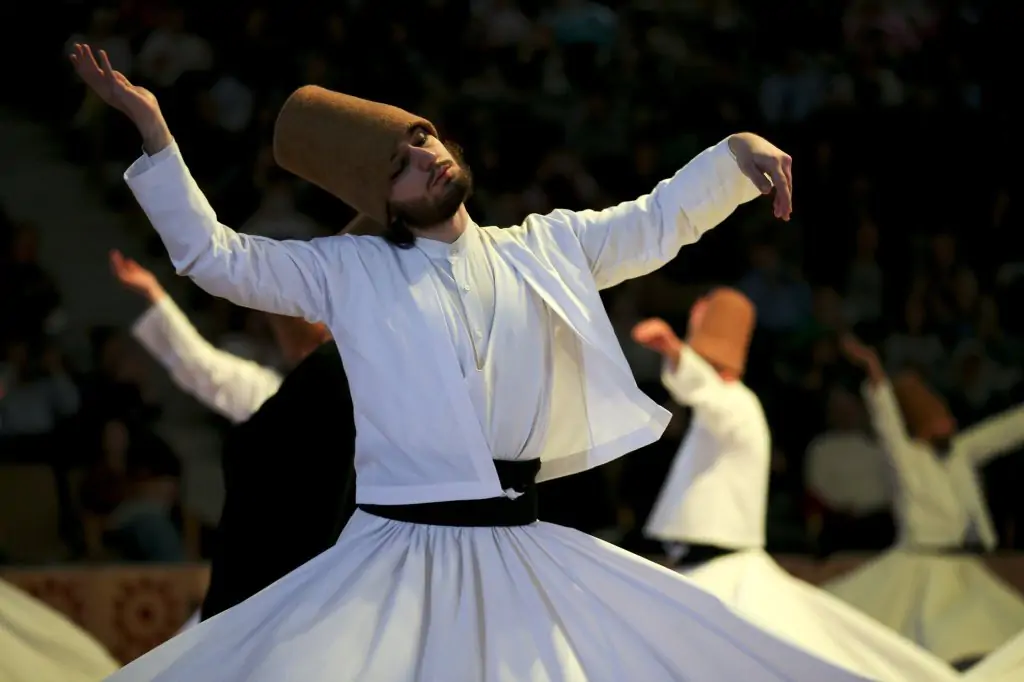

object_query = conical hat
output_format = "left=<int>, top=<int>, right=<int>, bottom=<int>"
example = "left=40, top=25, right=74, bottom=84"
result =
left=686, top=287, right=755, bottom=374
left=892, top=371, right=952, bottom=439
left=273, top=86, right=437, bottom=226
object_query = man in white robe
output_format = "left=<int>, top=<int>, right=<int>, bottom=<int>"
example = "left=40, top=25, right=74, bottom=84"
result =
left=72, top=43, right=880, bottom=682
left=832, top=336, right=1024, bottom=668
left=631, top=289, right=958, bottom=682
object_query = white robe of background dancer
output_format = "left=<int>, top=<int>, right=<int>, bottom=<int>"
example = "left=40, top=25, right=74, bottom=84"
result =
left=825, top=378, right=1024, bottom=664
left=132, top=294, right=282, bottom=423
left=644, top=339, right=959, bottom=682
left=0, top=578, right=120, bottom=682
left=100, top=136, right=878, bottom=682
left=964, top=627, right=1024, bottom=682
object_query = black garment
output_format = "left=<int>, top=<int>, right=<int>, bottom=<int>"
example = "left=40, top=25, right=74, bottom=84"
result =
left=200, top=342, right=356, bottom=621
left=359, top=459, right=540, bottom=527
left=671, top=543, right=738, bottom=570
left=815, top=509, right=895, bottom=557
left=537, top=465, right=617, bottom=534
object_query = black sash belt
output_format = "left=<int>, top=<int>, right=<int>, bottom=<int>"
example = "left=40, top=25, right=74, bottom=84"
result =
left=358, top=459, right=541, bottom=527
left=672, top=543, right=738, bottom=570
left=906, top=543, right=986, bottom=556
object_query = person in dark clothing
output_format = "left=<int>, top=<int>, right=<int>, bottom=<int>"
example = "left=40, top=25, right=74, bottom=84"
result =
left=200, top=324, right=357, bottom=620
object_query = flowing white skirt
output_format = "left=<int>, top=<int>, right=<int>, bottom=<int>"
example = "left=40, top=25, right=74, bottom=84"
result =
left=823, top=549, right=1024, bottom=664
left=678, top=549, right=958, bottom=682
left=106, top=511, right=871, bottom=682
left=0, top=578, right=121, bottom=682
left=964, top=628, right=1024, bottom=682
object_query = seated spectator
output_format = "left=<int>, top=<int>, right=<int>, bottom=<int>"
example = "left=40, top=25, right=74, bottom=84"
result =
left=79, top=419, right=184, bottom=562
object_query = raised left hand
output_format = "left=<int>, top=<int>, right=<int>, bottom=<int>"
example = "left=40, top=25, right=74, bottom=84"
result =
left=727, top=133, right=793, bottom=221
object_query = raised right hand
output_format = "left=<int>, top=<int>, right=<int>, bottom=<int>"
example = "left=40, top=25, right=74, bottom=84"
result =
left=70, top=44, right=168, bottom=146
left=839, top=334, right=878, bottom=367
left=110, top=249, right=164, bottom=303
left=631, top=318, right=683, bottom=360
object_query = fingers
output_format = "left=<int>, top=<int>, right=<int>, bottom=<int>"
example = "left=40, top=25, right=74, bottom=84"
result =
left=767, top=164, right=792, bottom=221
left=70, top=44, right=106, bottom=90
left=99, top=49, right=120, bottom=90
left=772, top=154, right=794, bottom=221
left=84, top=44, right=103, bottom=72
left=631, top=318, right=667, bottom=342
left=839, top=334, right=872, bottom=361
left=739, top=159, right=773, bottom=195
left=110, top=249, right=125, bottom=274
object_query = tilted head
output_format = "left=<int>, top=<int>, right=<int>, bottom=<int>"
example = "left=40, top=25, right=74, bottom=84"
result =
left=892, top=371, right=957, bottom=444
left=686, top=287, right=756, bottom=378
left=386, top=126, right=472, bottom=233
left=273, top=86, right=471, bottom=246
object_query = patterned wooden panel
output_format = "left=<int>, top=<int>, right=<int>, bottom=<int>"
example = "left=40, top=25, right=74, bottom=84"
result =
left=1, top=564, right=209, bottom=664
left=3, top=555, right=1023, bottom=663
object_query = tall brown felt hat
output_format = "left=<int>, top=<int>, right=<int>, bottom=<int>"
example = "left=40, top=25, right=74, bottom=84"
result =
left=273, top=86, right=437, bottom=227
left=686, top=287, right=756, bottom=375
left=892, top=371, right=953, bottom=439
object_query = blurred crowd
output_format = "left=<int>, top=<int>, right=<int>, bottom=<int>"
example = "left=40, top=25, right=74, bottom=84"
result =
left=1, top=0, right=1022, bottom=564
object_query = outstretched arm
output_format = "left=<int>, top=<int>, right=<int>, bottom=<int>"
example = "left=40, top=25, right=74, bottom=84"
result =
left=955, top=403, right=1024, bottom=467
left=112, top=250, right=281, bottom=422
left=72, top=44, right=348, bottom=324
left=840, top=335, right=922, bottom=485
left=124, top=142, right=343, bottom=321
left=632, top=318, right=740, bottom=436
left=542, top=134, right=791, bottom=290
left=132, top=296, right=282, bottom=423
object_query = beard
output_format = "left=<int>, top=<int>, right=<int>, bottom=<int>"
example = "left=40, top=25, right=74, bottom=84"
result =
left=390, top=140, right=474, bottom=229
left=391, top=168, right=473, bottom=228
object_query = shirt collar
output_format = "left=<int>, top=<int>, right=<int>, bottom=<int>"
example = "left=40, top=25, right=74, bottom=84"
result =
left=415, top=219, right=478, bottom=261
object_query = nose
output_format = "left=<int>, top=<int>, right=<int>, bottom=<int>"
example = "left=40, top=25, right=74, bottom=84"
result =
left=409, top=146, right=437, bottom=169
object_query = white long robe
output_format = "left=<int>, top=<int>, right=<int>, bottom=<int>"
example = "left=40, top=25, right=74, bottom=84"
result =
left=0, top=578, right=120, bottom=682
left=104, top=139, right=875, bottom=681
left=964, top=628, right=1024, bottom=682
left=825, top=379, right=1024, bottom=664
left=646, top=348, right=959, bottom=682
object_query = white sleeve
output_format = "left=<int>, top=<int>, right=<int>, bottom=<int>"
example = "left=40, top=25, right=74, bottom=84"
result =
left=541, top=140, right=761, bottom=290
left=131, top=296, right=282, bottom=423
left=660, top=346, right=737, bottom=434
left=861, top=379, right=923, bottom=486
left=124, top=142, right=353, bottom=324
left=954, top=403, right=1024, bottom=467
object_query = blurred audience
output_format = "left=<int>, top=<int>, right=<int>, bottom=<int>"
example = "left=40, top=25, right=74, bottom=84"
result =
left=0, top=0, right=1021, bottom=563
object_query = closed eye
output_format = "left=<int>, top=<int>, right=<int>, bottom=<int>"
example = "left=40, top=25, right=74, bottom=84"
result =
left=390, top=158, right=408, bottom=181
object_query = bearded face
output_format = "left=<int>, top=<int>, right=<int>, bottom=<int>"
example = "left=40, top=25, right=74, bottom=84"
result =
left=387, top=127, right=473, bottom=230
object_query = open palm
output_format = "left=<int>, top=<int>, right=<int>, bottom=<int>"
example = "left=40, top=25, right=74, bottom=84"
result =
left=110, top=249, right=158, bottom=296
left=631, top=318, right=681, bottom=358
left=839, top=334, right=877, bottom=366
left=70, top=43, right=161, bottom=128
